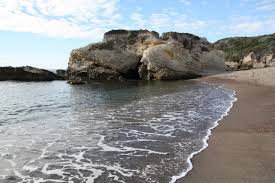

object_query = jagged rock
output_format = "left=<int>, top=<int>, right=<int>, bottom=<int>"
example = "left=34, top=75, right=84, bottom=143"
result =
left=214, top=33, right=275, bottom=70
left=200, top=50, right=227, bottom=75
left=67, top=43, right=141, bottom=81
left=0, top=66, right=63, bottom=81
left=67, top=29, right=226, bottom=83
left=161, top=32, right=211, bottom=51
left=139, top=33, right=226, bottom=80
left=138, top=42, right=201, bottom=80
left=88, top=67, right=124, bottom=81
left=67, top=30, right=162, bottom=83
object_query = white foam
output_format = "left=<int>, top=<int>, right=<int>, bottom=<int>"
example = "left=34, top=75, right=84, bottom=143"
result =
left=23, top=165, right=39, bottom=172
left=41, top=164, right=65, bottom=179
left=86, top=168, right=104, bottom=183
left=98, top=135, right=167, bottom=155
left=34, top=178, right=66, bottom=183
left=169, top=88, right=237, bottom=183
left=129, top=129, right=175, bottom=137
left=123, top=139, right=157, bottom=143
left=94, top=163, right=138, bottom=177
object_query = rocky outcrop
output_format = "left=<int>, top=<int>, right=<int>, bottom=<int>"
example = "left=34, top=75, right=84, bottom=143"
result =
left=139, top=42, right=201, bottom=80
left=67, top=29, right=226, bottom=83
left=56, top=69, right=67, bottom=79
left=67, top=30, right=160, bottom=83
left=0, top=66, right=63, bottom=81
left=139, top=32, right=226, bottom=80
left=214, top=34, right=275, bottom=70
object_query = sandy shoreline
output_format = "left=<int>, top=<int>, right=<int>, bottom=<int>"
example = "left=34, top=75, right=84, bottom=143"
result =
left=179, top=68, right=275, bottom=183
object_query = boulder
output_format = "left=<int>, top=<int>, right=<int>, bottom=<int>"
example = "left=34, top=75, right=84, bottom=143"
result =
left=67, top=43, right=141, bottom=82
left=0, top=66, right=63, bottom=81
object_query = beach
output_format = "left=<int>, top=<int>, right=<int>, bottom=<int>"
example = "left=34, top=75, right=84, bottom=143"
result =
left=181, top=67, right=275, bottom=183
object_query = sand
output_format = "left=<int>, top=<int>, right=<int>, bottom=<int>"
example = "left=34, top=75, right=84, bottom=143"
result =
left=213, top=67, right=275, bottom=88
left=179, top=68, right=275, bottom=183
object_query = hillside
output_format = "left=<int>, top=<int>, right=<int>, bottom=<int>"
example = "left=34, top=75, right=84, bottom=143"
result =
left=214, top=34, right=275, bottom=70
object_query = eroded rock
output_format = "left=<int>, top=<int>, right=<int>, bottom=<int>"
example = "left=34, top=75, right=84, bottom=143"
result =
left=67, top=29, right=226, bottom=83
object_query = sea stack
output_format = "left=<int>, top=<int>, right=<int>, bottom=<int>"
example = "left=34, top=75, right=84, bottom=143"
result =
left=67, top=29, right=226, bottom=84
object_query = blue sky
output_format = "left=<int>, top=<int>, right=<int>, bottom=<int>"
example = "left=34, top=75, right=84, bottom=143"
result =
left=0, top=0, right=274, bottom=69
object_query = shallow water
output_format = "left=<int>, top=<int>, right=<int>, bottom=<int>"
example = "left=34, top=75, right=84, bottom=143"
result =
left=0, top=80, right=235, bottom=183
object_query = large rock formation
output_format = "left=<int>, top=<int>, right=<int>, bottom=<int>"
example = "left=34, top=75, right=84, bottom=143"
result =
left=67, top=29, right=226, bottom=83
left=214, top=34, right=275, bottom=70
left=139, top=32, right=226, bottom=80
left=0, top=66, right=63, bottom=81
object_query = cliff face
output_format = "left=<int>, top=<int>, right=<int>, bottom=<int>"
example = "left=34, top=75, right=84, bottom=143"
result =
left=139, top=32, right=226, bottom=80
left=0, top=66, right=63, bottom=81
left=214, top=34, right=275, bottom=70
left=67, top=29, right=226, bottom=84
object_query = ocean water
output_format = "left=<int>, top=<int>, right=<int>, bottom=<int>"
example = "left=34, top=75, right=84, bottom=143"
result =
left=0, top=80, right=236, bottom=183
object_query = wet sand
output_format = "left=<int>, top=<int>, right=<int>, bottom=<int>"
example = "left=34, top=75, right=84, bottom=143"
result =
left=180, top=68, right=275, bottom=183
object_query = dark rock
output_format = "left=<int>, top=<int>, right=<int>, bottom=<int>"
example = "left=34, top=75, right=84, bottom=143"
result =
left=0, top=66, right=63, bottom=81
left=3, top=175, right=22, bottom=183
left=56, top=69, right=66, bottom=79
left=103, top=29, right=160, bottom=43
left=88, top=67, right=124, bottom=81
left=6, top=175, right=18, bottom=180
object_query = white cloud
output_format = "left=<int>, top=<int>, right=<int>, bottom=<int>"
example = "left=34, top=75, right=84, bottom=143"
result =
left=0, top=0, right=210, bottom=39
left=130, top=12, right=146, bottom=28
left=240, top=0, right=275, bottom=11
left=129, top=10, right=208, bottom=36
left=255, top=0, right=275, bottom=10
left=0, top=0, right=121, bottom=40
left=179, top=0, right=191, bottom=5
left=232, top=22, right=262, bottom=33
left=174, top=20, right=207, bottom=32
left=1, top=0, right=273, bottom=42
left=227, top=15, right=275, bottom=36
left=256, top=4, right=275, bottom=11
left=150, top=13, right=171, bottom=29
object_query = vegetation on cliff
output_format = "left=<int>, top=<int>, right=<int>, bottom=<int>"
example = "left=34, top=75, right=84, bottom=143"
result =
left=214, top=34, right=275, bottom=63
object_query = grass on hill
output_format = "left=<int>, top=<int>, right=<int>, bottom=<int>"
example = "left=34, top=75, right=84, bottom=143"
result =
left=214, top=33, right=275, bottom=62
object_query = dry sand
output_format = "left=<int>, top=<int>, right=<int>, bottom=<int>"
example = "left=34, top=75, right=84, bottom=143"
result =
left=179, top=67, right=275, bottom=183
left=213, top=67, right=275, bottom=87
